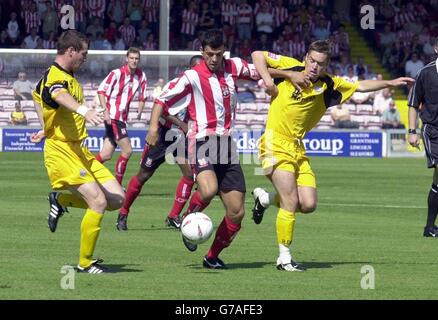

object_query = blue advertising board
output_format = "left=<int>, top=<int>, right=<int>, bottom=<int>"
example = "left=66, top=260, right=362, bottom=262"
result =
left=1, top=128, right=384, bottom=158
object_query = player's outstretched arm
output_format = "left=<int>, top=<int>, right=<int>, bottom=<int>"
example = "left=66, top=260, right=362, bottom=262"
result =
left=162, top=115, right=188, bottom=133
left=137, top=100, right=146, bottom=120
left=356, top=77, right=414, bottom=92
left=54, top=92, right=103, bottom=126
left=251, top=51, right=278, bottom=97
left=146, top=102, right=163, bottom=147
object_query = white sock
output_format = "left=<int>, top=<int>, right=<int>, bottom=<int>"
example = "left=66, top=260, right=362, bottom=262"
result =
left=278, top=244, right=291, bottom=264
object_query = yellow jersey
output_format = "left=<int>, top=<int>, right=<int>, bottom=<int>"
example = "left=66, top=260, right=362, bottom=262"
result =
left=35, top=62, right=87, bottom=142
left=263, top=51, right=358, bottom=139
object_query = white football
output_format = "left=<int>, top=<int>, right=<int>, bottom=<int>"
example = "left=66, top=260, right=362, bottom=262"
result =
left=181, top=212, right=214, bottom=244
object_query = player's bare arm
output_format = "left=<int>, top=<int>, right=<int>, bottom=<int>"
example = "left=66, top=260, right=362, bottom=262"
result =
left=137, top=100, right=145, bottom=120
left=97, top=93, right=110, bottom=124
left=268, top=68, right=311, bottom=91
left=163, top=115, right=188, bottom=134
left=54, top=91, right=103, bottom=126
left=146, top=102, right=163, bottom=147
left=30, top=100, right=46, bottom=143
left=251, top=51, right=278, bottom=98
left=356, top=77, right=415, bottom=92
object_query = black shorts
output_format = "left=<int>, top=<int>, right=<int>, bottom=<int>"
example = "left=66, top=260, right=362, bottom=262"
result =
left=191, top=135, right=246, bottom=193
left=104, top=119, right=128, bottom=146
left=422, top=124, right=438, bottom=168
left=140, top=126, right=187, bottom=172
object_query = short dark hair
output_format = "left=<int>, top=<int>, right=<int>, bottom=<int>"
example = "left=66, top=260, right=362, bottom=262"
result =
left=57, top=30, right=89, bottom=55
left=308, top=40, right=332, bottom=58
left=126, top=47, right=141, bottom=57
left=189, top=55, right=202, bottom=68
left=202, top=29, right=224, bottom=49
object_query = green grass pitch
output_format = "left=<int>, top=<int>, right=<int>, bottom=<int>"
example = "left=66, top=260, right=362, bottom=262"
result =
left=0, top=152, right=437, bottom=300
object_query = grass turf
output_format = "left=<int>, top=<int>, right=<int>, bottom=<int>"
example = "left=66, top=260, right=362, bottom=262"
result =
left=0, top=152, right=437, bottom=300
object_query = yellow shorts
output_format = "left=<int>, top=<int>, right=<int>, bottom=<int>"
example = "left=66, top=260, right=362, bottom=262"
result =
left=258, top=132, right=316, bottom=188
left=44, top=139, right=115, bottom=190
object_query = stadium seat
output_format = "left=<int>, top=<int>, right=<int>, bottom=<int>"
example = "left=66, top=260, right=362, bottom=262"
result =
left=365, top=115, right=382, bottom=129
left=132, top=122, right=146, bottom=128
left=256, top=102, right=269, bottom=113
left=317, top=114, right=334, bottom=128
left=343, top=103, right=357, bottom=114
left=350, top=115, right=366, bottom=128
left=239, top=103, right=257, bottom=113
left=0, top=111, right=9, bottom=122
left=235, top=113, right=250, bottom=126
left=356, top=104, right=373, bottom=115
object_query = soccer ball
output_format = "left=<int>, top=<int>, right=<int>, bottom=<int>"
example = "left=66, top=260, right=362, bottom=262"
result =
left=181, top=212, right=214, bottom=244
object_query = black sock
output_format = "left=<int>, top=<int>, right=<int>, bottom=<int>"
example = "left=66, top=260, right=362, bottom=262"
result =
left=426, top=184, right=438, bottom=229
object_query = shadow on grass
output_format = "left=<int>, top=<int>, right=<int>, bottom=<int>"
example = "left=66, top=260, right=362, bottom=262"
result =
left=127, top=226, right=180, bottom=231
left=137, top=193, right=172, bottom=197
left=103, top=264, right=143, bottom=273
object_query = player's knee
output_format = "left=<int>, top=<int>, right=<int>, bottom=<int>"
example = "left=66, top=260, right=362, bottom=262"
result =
left=89, top=194, right=108, bottom=212
left=106, top=193, right=125, bottom=211
left=300, top=202, right=317, bottom=214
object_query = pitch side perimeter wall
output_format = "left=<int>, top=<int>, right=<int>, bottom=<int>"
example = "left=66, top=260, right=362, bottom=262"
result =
left=0, top=127, right=394, bottom=158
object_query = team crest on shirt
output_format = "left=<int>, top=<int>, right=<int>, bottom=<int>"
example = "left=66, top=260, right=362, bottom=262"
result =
left=221, top=85, right=230, bottom=97
left=79, top=169, right=87, bottom=177
left=145, top=158, right=153, bottom=167
left=314, top=86, right=323, bottom=93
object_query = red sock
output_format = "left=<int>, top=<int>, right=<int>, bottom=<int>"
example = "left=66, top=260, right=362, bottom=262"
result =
left=207, top=216, right=241, bottom=259
left=184, top=191, right=210, bottom=217
left=168, top=176, right=195, bottom=218
left=95, top=154, right=104, bottom=163
left=120, top=176, right=142, bottom=215
left=115, top=155, right=129, bottom=185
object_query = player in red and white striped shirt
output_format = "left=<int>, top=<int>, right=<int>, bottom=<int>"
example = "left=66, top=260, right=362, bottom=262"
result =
left=146, top=29, right=260, bottom=269
left=95, top=47, right=148, bottom=187
left=117, top=55, right=203, bottom=231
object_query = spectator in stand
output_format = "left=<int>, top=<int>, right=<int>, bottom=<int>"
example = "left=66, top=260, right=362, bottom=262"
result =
left=198, top=1, right=215, bottom=32
left=6, top=12, right=20, bottom=43
left=237, top=83, right=256, bottom=103
left=405, top=52, right=425, bottom=79
left=136, top=20, right=151, bottom=45
left=256, top=4, right=274, bottom=37
left=290, top=32, right=306, bottom=61
left=365, top=65, right=377, bottom=80
left=127, top=0, right=143, bottom=29
left=236, top=0, right=253, bottom=41
left=329, top=11, right=341, bottom=33
left=334, top=24, right=349, bottom=53
left=379, top=24, right=396, bottom=50
left=0, top=30, right=12, bottom=48
left=142, top=33, right=157, bottom=50
left=424, top=37, right=437, bottom=62
left=221, top=0, right=237, bottom=27
left=88, top=0, right=107, bottom=20
left=192, top=31, right=203, bottom=51
left=22, top=2, right=41, bottom=36
left=393, top=5, right=415, bottom=29
left=181, top=1, right=198, bottom=46
left=373, top=88, right=393, bottom=116
left=10, top=101, right=27, bottom=126
left=13, top=71, right=34, bottom=101
left=343, top=66, right=358, bottom=84
left=312, top=18, right=330, bottom=40
left=104, top=21, right=119, bottom=43
left=42, top=31, right=56, bottom=49
left=86, top=17, right=104, bottom=41
left=113, top=31, right=126, bottom=50
left=238, top=39, right=252, bottom=61
left=272, top=0, right=289, bottom=34
left=73, top=0, right=89, bottom=33
left=42, top=1, right=58, bottom=38
left=22, top=28, right=40, bottom=49
left=410, top=35, right=423, bottom=55
left=119, top=17, right=136, bottom=47
left=382, top=100, right=404, bottom=129
left=350, top=74, right=373, bottom=104
left=397, top=24, right=414, bottom=48
left=106, top=0, right=126, bottom=25
left=143, top=0, right=159, bottom=34
left=354, top=57, right=368, bottom=77
left=331, top=104, right=359, bottom=129
left=256, top=33, right=272, bottom=51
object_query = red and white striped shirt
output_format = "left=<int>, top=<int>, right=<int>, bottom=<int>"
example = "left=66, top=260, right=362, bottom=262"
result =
left=158, top=78, right=189, bottom=129
left=272, top=5, right=288, bottom=28
left=393, top=11, right=415, bottom=28
left=97, top=64, right=148, bottom=123
left=118, top=24, right=136, bottom=47
left=237, top=3, right=253, bottom=24
left=22, top=10, right=41, bottom=34
left=143, top=0, right=159, bottom=23
left=181, top=9, right=198, bottom=36
left=88, top=0, right=106, bottom=18
left=43, top=39, right=56, bottom=49
left=156, top=58, right=260, bottom=139
left=72, top=0, right=88, bottom=22
left=222, top=2, right=237, bottom=26
left=309, top=0, right=326, bottom=7
left=289, top=40, right=306, bottom=59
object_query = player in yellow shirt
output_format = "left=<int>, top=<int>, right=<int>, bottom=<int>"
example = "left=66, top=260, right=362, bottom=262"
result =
left=251, top=40, right=414, bottom=271
left=31, top=30, right=125, bottom=274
